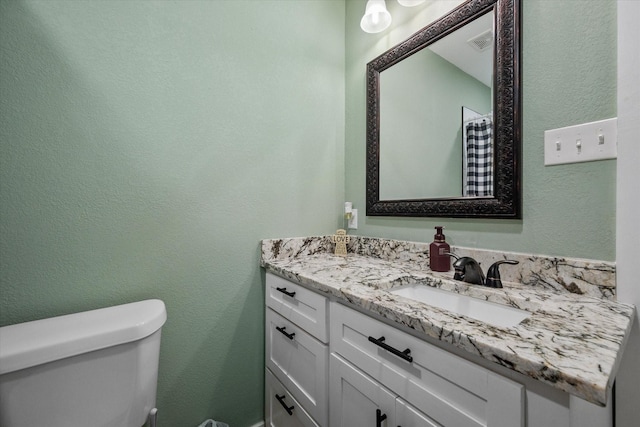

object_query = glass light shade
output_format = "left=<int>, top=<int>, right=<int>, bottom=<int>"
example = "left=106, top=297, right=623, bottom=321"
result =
left=360, top=0, right=392, bottom=33
left=397, top=0, right=426, bottom=6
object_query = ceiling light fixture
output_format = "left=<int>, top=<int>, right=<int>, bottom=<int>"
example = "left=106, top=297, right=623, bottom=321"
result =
left=360, top=0, right=392, bottom=33
left=361, top=0, right=428, bottom=34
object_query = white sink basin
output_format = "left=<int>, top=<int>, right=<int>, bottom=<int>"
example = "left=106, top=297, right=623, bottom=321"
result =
left=390, top=284, right=531, bottom=328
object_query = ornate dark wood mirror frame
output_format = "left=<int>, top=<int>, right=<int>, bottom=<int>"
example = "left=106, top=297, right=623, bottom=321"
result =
left=366, top=0, right=521, bottom=218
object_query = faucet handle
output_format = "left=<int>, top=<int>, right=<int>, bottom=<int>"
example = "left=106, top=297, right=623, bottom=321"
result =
left=450, top=256, right=485, bottom=286
left=485, top=260, right=519, bottom=288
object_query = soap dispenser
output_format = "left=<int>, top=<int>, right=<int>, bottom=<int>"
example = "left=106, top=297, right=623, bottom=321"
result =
left=429, top=226, right=451, bottom=272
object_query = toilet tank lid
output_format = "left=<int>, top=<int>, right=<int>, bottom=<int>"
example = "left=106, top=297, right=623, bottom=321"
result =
left=0, top=299, right=167, bottom=375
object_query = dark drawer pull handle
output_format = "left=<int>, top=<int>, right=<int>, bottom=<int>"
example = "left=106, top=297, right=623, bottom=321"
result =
left=275, top=394, right=294, bottom=416
left=368, top=336, right=413, bottom=363
left=376, top=409, right=387, bottom=427
left=276, top=326, right=295, bottom=340
left=276, top=287, right=296, bottom=298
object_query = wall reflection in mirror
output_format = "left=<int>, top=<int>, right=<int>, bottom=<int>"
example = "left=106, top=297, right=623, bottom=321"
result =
left=380, top=10, right=494, bottom=200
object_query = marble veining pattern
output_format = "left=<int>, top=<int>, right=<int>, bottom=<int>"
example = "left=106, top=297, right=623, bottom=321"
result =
left=261, top=235, right=616, bottom=298
left=260, top=236, right=634, bottom=407
left=452, top=246, right=616, bottom=299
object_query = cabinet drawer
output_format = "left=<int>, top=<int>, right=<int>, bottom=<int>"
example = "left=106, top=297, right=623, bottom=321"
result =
left=266, top=308, right=328, bottom=426
left=331, top=301, right=524, bottom=427
left=396, top=397, right=442, bottom=427
left=266, top=368, right=319, bottom=427
left=266, top=273, right=328, bottom=342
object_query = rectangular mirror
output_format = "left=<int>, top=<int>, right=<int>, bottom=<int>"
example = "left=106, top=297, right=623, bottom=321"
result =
left=366, top=0, right=521, bottom=218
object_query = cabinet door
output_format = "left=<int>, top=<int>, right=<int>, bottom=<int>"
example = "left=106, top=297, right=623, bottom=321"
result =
left=266, top=369, right=319, bottom=427
left=329, top=353, right=396, bottom=427
left=396, top=398, right=441, bottom=427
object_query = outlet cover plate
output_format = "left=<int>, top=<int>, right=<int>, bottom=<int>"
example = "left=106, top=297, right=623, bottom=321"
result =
left=348, top=209, right=358, bottom=229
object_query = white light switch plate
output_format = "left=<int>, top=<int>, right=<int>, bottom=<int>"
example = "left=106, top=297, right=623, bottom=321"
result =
left=544, top=118, right=617, bottom=165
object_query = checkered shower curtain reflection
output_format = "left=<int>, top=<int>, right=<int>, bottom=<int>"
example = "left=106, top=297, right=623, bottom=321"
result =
left=465, top=120, right=493, bottom=196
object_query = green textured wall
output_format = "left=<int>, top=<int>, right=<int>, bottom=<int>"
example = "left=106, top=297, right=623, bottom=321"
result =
left=346, top=0, right=617, bottom=261
left=0, top=1, right=345, bottom=426
left=0, top=0, right=620, bottom=425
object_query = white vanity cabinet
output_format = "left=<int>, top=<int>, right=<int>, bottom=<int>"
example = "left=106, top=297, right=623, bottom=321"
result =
left=330, top=301, right=524, bottom=427
left=265, top=272, right=612, bottom=427
left=265, top=273, right=329, bottom=427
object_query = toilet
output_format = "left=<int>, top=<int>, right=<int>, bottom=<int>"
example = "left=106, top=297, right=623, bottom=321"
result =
left=0, top=299, right=167, bottom=427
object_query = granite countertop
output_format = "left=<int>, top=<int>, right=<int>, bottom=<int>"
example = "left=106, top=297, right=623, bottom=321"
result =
left=260, top=236, right=635, bottom=407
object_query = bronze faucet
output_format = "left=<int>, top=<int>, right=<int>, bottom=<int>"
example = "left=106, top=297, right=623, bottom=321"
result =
left=446, top=254, right=518, bottom=288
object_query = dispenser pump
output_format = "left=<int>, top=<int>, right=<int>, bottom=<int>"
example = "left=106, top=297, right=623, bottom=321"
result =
left=429, top=226, right=451, bottom=272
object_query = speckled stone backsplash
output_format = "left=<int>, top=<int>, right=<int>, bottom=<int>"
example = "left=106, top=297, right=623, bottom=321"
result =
left=261, top=235, right=616, bottom=300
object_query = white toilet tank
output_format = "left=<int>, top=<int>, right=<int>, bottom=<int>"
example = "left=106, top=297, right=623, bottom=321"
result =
left=0, top=299, right=167, bottom=427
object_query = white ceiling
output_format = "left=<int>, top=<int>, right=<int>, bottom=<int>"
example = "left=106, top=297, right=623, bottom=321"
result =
left=428, top=11, right=494, bottom=87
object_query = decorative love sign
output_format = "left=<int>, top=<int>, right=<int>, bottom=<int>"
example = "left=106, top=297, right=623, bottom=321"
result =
left=332, top=229, right=350, bottom=256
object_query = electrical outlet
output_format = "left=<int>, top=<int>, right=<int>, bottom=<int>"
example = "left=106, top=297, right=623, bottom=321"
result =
left=544, top=118, right=617, bottom=166
left=348, top=209, right=358, bottom=229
